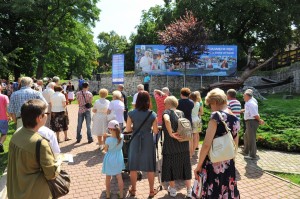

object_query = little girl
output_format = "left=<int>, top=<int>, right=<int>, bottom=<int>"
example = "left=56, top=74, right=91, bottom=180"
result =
left=102, top=120, right=125, bottom=198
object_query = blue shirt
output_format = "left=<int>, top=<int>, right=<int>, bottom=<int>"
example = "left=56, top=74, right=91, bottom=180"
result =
left=8, top=87, right=48, bottom=117
left=143, top=76, right=150, bottom=84
left=78, top=79, right=84, bottom=87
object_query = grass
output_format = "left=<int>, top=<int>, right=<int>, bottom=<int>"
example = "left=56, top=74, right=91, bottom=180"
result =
left=269, top=171, right=300, bottom=185
left=0, top=122, right=15, bottom=176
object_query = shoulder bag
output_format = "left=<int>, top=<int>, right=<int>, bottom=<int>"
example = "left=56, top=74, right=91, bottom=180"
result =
left=36, top=139, right=70, bottom=198
left=81, top=91, right=92, bottom=109
left=208, top=111, right=237, bottom=163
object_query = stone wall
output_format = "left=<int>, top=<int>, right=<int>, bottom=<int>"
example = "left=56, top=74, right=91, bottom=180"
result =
left=72, top=62, right=300, bottom=95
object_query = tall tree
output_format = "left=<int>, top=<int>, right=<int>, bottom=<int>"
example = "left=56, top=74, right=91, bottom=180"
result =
left=158, top=11, right=209, bottom=86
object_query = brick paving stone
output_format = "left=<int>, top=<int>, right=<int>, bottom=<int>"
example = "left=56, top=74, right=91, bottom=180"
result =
left=59, top=104, right=300, bottom=199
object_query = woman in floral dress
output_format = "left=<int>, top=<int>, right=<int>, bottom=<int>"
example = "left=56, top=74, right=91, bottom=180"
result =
left=194, top=88, right=240, bottom=198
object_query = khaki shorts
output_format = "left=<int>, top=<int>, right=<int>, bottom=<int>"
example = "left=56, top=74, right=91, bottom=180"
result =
left=192, top=120, right=202, bottom=133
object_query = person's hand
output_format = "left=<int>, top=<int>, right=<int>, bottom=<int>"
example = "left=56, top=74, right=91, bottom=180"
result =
left=171, top=132, right=183, bottom=140
left=259, top=119, right=265, bottom=125
left=240, top=109, right=245, bottom=113
left=194, top=164, right=202, bottom=180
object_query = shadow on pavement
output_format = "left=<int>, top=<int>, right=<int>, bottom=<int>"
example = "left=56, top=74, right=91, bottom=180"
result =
left=244, top=158, right=263, bottom=179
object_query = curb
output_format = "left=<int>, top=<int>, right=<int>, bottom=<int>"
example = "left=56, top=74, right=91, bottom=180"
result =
left=264, top=171, right=300, bottom=188
left=0, top=168, right=7, bottom=199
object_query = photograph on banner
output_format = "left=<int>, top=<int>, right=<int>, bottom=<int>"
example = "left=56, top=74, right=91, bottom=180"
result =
left=135, top=45, right=237, bottom=76
left=112, top=54, right=124, bottom=84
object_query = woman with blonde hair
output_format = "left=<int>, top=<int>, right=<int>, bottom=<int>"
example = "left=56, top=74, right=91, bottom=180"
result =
left=194, top=88, right=240, bottom=198
left=92, top=88, right=110, bottom=149
left=107, top=90, right=125, bottom=129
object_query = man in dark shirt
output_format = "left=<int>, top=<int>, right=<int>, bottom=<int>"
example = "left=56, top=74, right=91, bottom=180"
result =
left=177, top=87, right=194, bottom=123
left=117, top=84, right=128, bottom=122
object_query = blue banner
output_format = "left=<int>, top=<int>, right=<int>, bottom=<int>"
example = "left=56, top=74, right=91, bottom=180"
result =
left=135, top=45, right=237, bottom=76
left=112, top=54, right=124, bottom=84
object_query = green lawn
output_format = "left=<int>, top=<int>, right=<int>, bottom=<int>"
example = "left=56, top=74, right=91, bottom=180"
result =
left=0, top=122, right=15, bottom=176
left=269, top=172, right=300, bottom=185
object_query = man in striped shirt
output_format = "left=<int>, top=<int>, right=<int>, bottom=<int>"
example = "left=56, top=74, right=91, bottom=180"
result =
left=227, top=89, right=241, bottom=120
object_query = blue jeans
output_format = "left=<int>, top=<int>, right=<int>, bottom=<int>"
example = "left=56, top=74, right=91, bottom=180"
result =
left=76, top=111, right=93, bottom=141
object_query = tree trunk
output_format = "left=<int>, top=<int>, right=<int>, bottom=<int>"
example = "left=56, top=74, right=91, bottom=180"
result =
left=13, top=66, right=21, bottom=81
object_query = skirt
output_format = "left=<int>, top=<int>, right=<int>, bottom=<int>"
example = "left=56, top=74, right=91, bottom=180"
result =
left=50, top=111, right=69, bottom=132
left=68, top=92, right=75, bottom=100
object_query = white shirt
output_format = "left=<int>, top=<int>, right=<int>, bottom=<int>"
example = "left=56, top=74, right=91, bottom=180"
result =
left=244, top=98, right=259, bottom=120
left=93, top=98, right=110, bottom=113
left=38, top=126, right=61, bottom=154
left=42, top=88, right=55, bottom=103
left=50, top=92, right=66, bottom=112
left=132, top=92, right=138, bottom=105
left=140, top=56, right=153, bottom=72
left=108, top=100, right=125, bottom=124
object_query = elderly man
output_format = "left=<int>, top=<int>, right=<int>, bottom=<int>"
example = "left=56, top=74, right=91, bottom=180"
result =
left=153, top=87, right=170, bottom=126
left=242, top=89, right=264, bottom=160
left=8, top=77, right=47, bottom=129
left=117, top=84, right=128, bottom=122
left=226, top=89, right=241, bottom=120
left=132, top=84, right=144, bottom=107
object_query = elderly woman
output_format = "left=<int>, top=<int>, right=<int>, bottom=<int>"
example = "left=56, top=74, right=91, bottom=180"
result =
left=92, top=88, right=110, bottom=149
left=50, top=85, right=70, bottom=142
left=125, top=91, right=158, bottom=198
left=161, top=96, right=192, bottom=198
left=107, top=90, right=125, bottom=129
left=194, top=88, right=240, bottom=198
left=7, top=99, right=59, bottom=199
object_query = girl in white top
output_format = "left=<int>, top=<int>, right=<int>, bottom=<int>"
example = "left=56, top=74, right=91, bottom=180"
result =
left=92, top=89, right=110, bottom=149
left=189, top=91, right=204, bottom=157
left=107, top=90, right=125, bottom=130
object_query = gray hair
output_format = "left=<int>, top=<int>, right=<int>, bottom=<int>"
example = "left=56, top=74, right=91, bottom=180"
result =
left=47, top=82, right=55, bottom=89
left=112, top=90, right=122, bottom=100
left=20, top=77, right=33, bottom=87
left=162, top=87, right=169, bottom=94
left=52, top=76, right=60, bottom=83
left=137, top=84, right=144, bottom=90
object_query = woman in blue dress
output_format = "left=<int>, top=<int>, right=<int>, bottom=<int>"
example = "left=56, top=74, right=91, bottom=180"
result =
left=102, top=120, right=125, bottom=199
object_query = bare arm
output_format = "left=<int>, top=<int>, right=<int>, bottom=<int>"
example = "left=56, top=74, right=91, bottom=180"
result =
left=199, top=105, right=204, bottom=116
left=152, top=118, right=158, bottom=134
left=125, top=116, right=133, bottom=132
left=163, top=114, right=182, bottom=140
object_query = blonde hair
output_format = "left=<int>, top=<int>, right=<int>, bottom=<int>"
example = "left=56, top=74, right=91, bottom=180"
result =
left=194, top=91, right=202, bottom=103
left=137, top=84, right=144, bottom=90
left=205, top=88, right=227, bottom=107
left=99, top=88, right=108, bottom=98
left=164, top=96, right=178, bottom=108
left=112, top=90, right=122, bottom=100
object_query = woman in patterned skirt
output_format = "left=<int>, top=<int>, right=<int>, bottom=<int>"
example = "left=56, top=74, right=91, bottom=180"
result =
left=161, top=96, right=192, bottom=198
left=194, top=88, right=240, bottom=198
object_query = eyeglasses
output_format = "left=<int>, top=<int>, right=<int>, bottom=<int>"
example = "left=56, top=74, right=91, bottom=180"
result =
left=43, top=112, right=51, bottom=116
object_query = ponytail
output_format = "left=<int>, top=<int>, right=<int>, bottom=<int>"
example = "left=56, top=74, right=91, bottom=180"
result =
left=115, top=124, right=122, bottom=145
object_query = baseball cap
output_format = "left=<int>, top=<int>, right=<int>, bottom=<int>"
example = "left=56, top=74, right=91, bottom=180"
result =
left=108, top=120, right=119, bottom=129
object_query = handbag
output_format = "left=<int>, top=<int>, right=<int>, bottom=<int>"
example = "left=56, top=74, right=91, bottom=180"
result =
left=36, top=139, right=70, bottom=198
left=81, top=91, right=92, bottom=108
left=208, top=111, right=237, bottom=163
left=173, top=110, right=193, bottom=142
left=192, top=173, right=203, bottom=199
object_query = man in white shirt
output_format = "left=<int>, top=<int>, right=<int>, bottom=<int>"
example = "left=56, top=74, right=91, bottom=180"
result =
left=38, top=126, right=61, bottom=155
left=42, top=82, right=55, bottom=128
left=242, top=89, right=264, bottom=159
left=132, top=84, right=144, bottom=108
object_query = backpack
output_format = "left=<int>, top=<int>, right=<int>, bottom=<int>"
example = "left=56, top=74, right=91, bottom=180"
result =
left=173, top=110, right=193, bottom=142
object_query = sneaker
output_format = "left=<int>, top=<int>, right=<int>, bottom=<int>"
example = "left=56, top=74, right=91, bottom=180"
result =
left=0, top=144, right=4, bottom=153
left=88, top=140, right=93, bottom=144
left=186, top=188, right=192, bottom=198
left=76, top=139, right=81, bottom=143
left=167, top=186, right=177, bottom=197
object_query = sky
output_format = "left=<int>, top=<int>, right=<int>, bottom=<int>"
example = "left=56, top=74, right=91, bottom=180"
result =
left=92, top=0, right=165, bottom=43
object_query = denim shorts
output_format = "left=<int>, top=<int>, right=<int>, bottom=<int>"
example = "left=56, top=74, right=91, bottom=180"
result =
left=0, top=120, right=9, bottom=135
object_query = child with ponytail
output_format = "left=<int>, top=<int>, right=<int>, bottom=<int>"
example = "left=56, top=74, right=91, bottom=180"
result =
left=102, top=120, right=125, bottom=198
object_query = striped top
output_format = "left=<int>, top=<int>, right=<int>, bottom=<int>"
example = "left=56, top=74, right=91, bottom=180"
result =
left=227, top=99, right=241, bottom=120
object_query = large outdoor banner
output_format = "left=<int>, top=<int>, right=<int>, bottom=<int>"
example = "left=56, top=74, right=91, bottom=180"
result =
left=112, top=54, right=124, bottom=84
left=135, top=45, right=237, bottom=76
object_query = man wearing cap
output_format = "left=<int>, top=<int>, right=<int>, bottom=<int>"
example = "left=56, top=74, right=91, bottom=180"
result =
left=117, top=84, right=128, bottom=122
left=242, top=89, right=264, bottom=159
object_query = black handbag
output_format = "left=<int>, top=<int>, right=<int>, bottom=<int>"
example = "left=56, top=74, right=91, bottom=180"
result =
left=36, top=139, right=70, bottom=199
left=81, top=91, right=92, bottom=108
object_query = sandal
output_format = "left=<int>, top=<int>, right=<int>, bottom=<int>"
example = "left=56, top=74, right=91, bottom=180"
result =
left=128, top=188, right=136, bottom=197
left=65, top=138, right=72, bottom=141
left=148, top=189, right=158, bottom=198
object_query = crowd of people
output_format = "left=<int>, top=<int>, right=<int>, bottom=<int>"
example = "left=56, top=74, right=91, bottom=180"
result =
left=0, top=76, right=264, bottom=198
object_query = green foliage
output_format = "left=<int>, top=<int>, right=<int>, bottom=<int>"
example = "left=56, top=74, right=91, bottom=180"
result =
left=269, top=172, right=300, bottom=185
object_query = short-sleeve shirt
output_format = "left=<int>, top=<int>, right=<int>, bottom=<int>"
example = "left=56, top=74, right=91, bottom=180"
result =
left=76, top=90, right=93, bottom=113
left=42, top=88, right=55, bottom=103
left=143, top=76, right=150, bottom=84
left=244, top=98, right=259, bottom=120
left=227, top=99, right=241, bottom=120
left=154, top=93, right=168, bottom=125
left=108, top=100, right=125, bottom=124
left=0, top=94, right=9, bottom=120
left=38, top=126, right=61, bottom=154
left=50, top=92, right=66, bottom=112
left=177, top=98, right=194, bottom=123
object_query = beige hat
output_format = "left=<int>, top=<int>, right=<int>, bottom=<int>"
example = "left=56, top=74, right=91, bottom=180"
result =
left=108, top=120, right=119, bottom=129
left=244, top=89, right=253, bottom=96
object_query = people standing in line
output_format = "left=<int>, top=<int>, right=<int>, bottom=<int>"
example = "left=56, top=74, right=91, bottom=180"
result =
left=78, top=75, right=85, bottom=91
left=66, top=81, right=75, bottom=104
left=161, top=96, right=192, bottom=198
left=242, top=89, right=264, bottom=159
left=42, top=82, right=55, bottom=128
left=92, top=89, right=110, bottom=149
left=8, top=77, right=48, bottom=129
left=7, top=99, right=59, bottom=199
left=50, top=86, right=70, bottom=143
left=153, top=87, right=170, bottom=126
left=132, top=84, right=144, bottom=107
left=36, top=79, right=44, bottom=93
left=102, top=120, right=125, bottom=199
left=177, top=87, right=194, bottom=123
left=61, top=82, right=68, bottom=105
left=38, top=126, right=61, bottom=155
left=76, top=82, right=93, bottom=143
left=227, top=89, right=242, bottom=120
left=107, top=91, right=125, bottom=130
left=125, top=91, right=158, bottom=198
left=194, top=91, right=204, bottom=152
left=143, top=73, right=151, bottom=92
left=0, top=84, right=9, bottom=153
left=189, top=92, right=203, bottom=157
left=117, top=84, right=128, bottom=122
left=52, top=76, right=60, bottom=85
left=194, top=88, right=240, bottom=198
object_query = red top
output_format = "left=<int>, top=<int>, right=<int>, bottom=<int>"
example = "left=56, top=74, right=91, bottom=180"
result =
left=154, top=93, right=168, bottom=125
left=76, top=91, right=93, bottom=113
left=0, top=94, right=9, bottom=120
